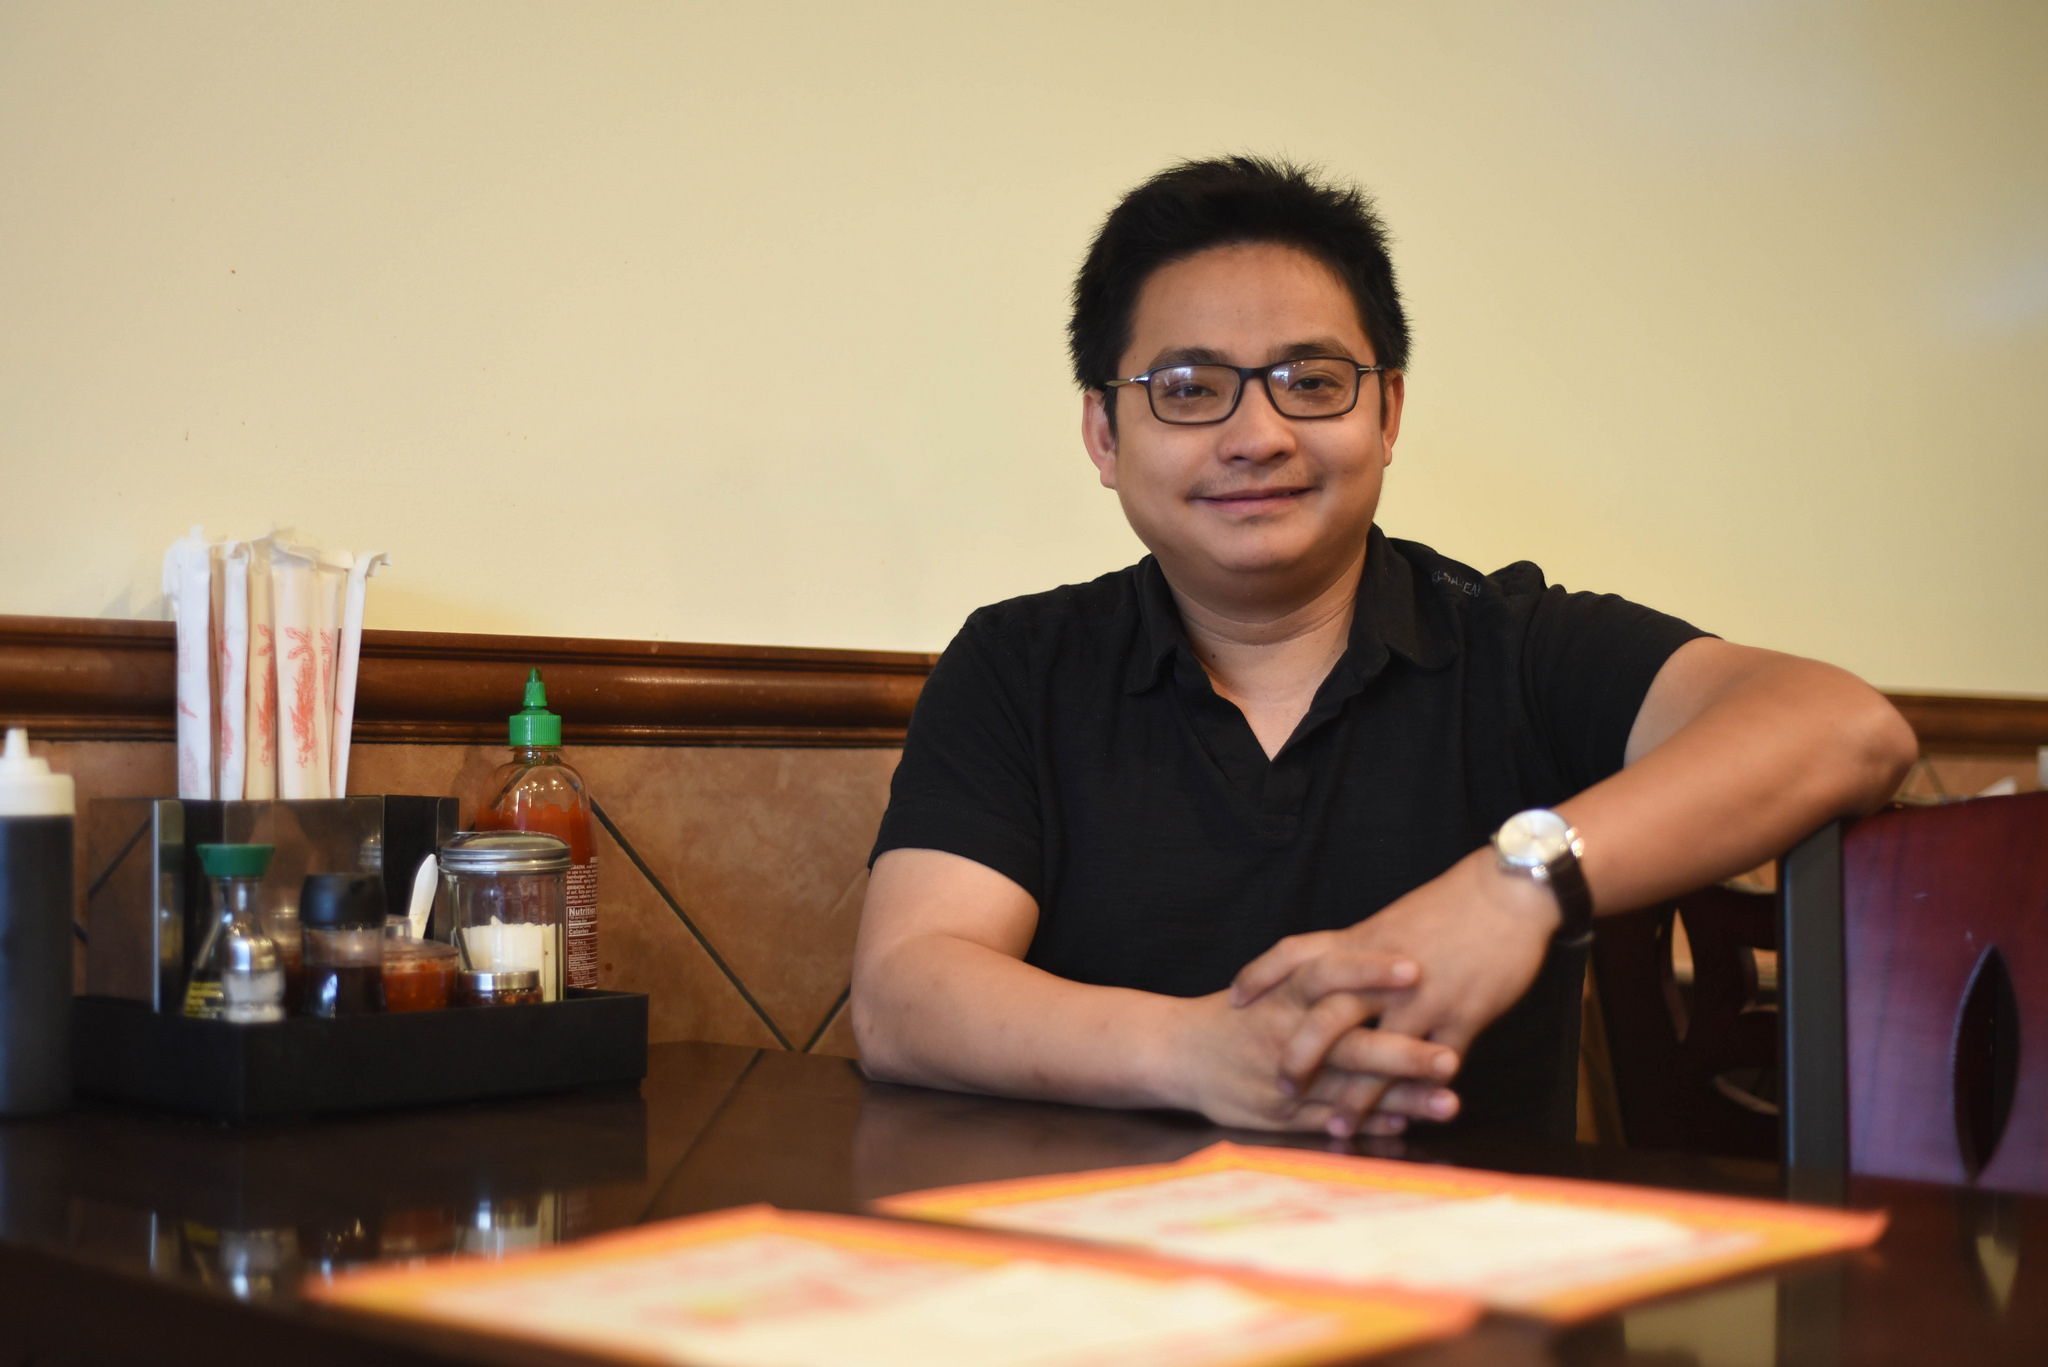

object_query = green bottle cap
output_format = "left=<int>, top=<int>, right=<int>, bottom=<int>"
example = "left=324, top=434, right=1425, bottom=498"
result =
left=509, top=667, right=562, bottom=748
left=196, top=843, right=275, bottom=878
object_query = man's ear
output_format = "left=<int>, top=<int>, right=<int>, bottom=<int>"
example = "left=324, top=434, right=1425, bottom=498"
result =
left=1081, top=390, right=1120, bottom=489
left=1378, top=370, right=1405, bottom=466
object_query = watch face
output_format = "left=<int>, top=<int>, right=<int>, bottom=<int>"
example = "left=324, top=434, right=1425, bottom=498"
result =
left=1498, top=809, right=1571, bottom=867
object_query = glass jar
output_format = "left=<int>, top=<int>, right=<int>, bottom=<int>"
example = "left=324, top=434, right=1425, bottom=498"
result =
left=382, top=938, right=459, bottom=1013
left=456, top=969, right=543, bottom=1008
left=439, top=832, right=568, bottom=1002
left=300, top=873, right=386, bottom=1016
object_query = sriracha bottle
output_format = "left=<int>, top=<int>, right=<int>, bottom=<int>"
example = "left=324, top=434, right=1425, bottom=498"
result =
left=474, top=669, right=597, bottom=989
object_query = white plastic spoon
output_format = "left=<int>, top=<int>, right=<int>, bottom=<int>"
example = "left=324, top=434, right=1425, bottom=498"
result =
left=406, top=853, right=438, bottom=940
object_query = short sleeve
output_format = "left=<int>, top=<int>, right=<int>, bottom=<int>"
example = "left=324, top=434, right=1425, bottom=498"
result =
left=1521, top=586, right=1711, bottom=793
left=870, top=613, right=1047, bottom=902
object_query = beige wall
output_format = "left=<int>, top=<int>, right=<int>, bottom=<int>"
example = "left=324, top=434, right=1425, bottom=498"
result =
left=3, top=2, right=2043, bottom=692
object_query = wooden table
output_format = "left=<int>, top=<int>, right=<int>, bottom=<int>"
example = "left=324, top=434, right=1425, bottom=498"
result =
left=2, top=1041, right=2042, bottom=1366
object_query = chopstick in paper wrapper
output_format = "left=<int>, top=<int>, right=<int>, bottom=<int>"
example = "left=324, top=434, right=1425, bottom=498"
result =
left=313, top=550, right=351, bottom=798
left=331, top=552, right=388, bottom=797
left=212, top=543, right=251, bottom=802
left=271, top=545, right=332, bottom=800
left=162, top=529, right=214, bottom=799
left=242, top=534, right=282, bottom=800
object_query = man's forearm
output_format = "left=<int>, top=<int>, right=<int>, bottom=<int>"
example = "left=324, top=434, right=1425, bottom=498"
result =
left=853, top=931, right=1192, bottom=1108
left=1563, top=644, right=1915, bottom=915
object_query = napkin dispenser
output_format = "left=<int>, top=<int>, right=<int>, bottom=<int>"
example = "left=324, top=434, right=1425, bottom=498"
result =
left=84, top=797, right=457, bottom=1011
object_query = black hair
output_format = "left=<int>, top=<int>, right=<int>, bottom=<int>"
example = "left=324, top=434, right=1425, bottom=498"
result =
left=1068, top=156, right=1410, bottom=393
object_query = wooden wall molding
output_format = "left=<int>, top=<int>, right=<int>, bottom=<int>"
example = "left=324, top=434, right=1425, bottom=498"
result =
left=4, top=614, right=2045, bottom=753
left=1881, top=692, right=2048, bottom=758
left=0, top=615, right=935, bottom=747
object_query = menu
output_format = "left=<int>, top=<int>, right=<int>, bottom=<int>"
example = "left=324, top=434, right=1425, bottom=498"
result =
left=876, top=1142, right=1887, bottom=1321
left=309, top=1204, right=1478, bottom=1367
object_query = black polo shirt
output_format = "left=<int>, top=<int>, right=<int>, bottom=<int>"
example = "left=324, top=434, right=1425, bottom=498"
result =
left=872, top=525, right=1706, bottom=1138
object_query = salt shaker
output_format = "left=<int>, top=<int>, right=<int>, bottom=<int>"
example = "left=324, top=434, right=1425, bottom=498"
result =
left=183, top=843, right=285, bottom=1024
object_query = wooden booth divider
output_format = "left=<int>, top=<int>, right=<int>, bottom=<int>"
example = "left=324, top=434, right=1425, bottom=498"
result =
left=4, top=614, right=2044, bottom=1074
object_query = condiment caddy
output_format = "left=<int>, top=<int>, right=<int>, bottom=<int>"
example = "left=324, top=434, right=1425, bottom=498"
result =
left=73, top=797, right=645, bottom=1122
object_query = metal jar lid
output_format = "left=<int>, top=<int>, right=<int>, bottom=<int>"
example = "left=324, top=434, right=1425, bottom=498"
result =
left=459, top=969, right=540, bottom=992
left=439, top=831, right=570, bottom=875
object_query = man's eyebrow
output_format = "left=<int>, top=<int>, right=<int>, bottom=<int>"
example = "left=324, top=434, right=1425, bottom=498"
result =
left=1141, top=338, right=1367, bottom=372
left=1143, top=346, right=1232, bottom=370
left=1274, top=337, right=1363, bottom=362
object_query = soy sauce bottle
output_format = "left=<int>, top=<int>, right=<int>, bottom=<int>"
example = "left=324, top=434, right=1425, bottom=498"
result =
left=474, top=670, right=597, bottom=990
left=300, top=874, right=385, bottom=1016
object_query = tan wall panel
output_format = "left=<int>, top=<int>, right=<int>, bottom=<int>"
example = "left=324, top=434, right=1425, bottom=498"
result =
left=1, top=3, right=2043, bottom=692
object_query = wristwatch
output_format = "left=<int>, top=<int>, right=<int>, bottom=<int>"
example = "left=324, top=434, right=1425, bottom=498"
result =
left=1491, top=809, right=1594, bottom=948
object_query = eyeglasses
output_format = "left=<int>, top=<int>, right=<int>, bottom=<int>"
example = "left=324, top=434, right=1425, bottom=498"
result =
left=1103, top=357, right=1386, bottom=425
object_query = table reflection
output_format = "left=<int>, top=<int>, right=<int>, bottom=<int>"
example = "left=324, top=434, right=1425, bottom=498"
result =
left=5, top=1042, right=2047, bottom=1366
left=0, top=1085, right=646, bottom=1301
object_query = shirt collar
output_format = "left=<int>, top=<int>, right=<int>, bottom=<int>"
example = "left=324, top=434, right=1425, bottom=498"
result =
left=1123, top=526, right=1458, bottom=697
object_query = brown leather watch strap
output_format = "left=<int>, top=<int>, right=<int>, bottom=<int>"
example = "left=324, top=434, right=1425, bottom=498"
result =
left=1537, top=831, right=1594, bottom=948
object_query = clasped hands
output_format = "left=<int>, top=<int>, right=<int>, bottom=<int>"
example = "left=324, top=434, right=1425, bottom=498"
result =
left=1177, top=848, right=1561, bottom=1138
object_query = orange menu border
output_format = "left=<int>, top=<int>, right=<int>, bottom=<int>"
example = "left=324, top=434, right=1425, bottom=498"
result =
left=310, top=1203, right=1480, bottom=1367
left=875, top=1142, right=1889, bottom=1322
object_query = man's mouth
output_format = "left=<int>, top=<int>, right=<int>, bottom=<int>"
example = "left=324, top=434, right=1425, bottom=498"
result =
left=1194, top=486, right=1312, bottom=511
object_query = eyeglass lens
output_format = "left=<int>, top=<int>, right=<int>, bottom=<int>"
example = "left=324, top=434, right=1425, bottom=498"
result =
left=1148, top=359, right=1360, bottom=424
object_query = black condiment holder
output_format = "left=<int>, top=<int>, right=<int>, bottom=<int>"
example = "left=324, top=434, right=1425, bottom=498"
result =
left=72, top=989, right=648, bottom=1123
left=76, top=793, right=646, bottom=1122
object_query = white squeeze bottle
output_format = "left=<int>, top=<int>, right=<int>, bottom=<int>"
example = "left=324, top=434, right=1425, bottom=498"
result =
left=0, top=728, right=77, bottom=1115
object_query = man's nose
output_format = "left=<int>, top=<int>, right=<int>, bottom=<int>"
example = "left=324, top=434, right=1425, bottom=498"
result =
left=1216, top=377, right=1295, bottom=460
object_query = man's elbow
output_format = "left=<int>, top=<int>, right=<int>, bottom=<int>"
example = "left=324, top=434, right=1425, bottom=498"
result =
left=1842, top=686, right=1918, bottom=814
left=847, top=972, right=911, bottom=1085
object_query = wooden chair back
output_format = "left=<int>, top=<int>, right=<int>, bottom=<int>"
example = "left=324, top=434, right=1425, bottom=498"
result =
left=1598, top=792, right=2047, bottom=1192
left=1835, top=792, right=2048, bottom=1191
left=1588, top=884, right=1779, bottom=1160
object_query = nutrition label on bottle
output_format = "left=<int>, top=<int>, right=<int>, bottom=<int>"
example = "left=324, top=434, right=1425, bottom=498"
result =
left=566, top=858, right=599, bottom=989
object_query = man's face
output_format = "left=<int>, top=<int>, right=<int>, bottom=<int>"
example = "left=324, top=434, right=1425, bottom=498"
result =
left=1082, top=241, right=1403, bottom=612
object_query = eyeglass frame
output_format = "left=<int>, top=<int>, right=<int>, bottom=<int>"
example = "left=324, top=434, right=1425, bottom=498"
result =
left=1102, top=357, right=1389, bottom=426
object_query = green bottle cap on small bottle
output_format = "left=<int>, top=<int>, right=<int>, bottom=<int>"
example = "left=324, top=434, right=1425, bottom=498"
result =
left=509, top=667, right=562, bottom=748
left=196, top=843, right=275, bottom=878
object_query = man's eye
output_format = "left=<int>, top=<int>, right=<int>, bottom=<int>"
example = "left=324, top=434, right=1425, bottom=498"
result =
left=1162, top=381, right=1218, bottom=400
left=1282, top=363, right=1348, bottom=392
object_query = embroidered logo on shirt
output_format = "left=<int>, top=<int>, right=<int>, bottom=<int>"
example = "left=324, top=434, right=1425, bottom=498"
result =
left=1431, top=570, right=1482, bottom=597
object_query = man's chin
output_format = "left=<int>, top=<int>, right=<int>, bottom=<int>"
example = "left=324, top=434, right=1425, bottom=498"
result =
left=1170, top=538, right=1330, bottom=585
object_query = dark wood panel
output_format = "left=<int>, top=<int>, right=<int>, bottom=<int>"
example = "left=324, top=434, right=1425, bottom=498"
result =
left=0, top=615, right=934, bottom=747
left=5, top=613, right=2044, bottom=751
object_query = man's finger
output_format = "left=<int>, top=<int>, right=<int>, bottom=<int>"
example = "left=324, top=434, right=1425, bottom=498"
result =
left=1377, top=1001, right=1478, bottom=1059
left=1318, top=1024, right=1460, bottom=1084
left=1317, top=1071, right=1460, bottom=1137
left=1279, top=992, right=1376, bottom=1082
left=1229, top=932, right=1334, bottom=1006
left=1321, top=1069, right=1394, bottom=1138
left=1290, top=948, right=1422, bottom=1003
left=1374, top=1078, right=1461, bottom=1122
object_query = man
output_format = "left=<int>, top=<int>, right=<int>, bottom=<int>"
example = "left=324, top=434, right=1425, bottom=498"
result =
left=851, top=157, right=1914, bottom=1140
